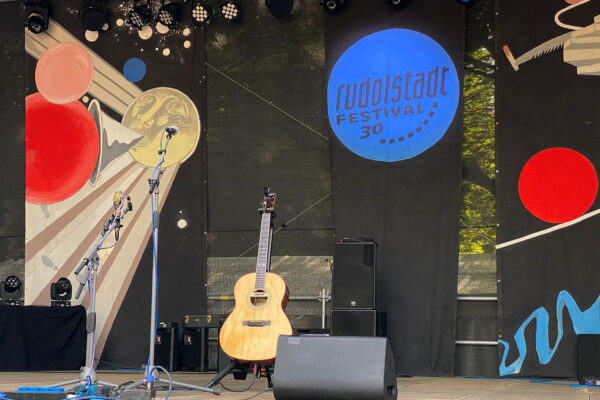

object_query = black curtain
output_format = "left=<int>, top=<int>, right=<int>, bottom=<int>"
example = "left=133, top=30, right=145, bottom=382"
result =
left=0, top=306, right=85, bottom=371
left=496, top=0, right=600, bottom=377
left=325, top=0, right=465, bottom=376
left=0, top=3, right=25, bottom=272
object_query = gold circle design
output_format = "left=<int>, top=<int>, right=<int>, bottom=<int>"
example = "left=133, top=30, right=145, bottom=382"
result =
left=122, top=87, right=201, bottom=168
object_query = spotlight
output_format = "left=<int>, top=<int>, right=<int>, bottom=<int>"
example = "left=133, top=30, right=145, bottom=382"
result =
left=79, top=0, right=109, bottom=32
left=50, top=277, right=73, bottom=307
left=220, top=0, right=241, bottom=22
left=128, top=0, right=152, bottom=30
left=320, top=0, right=344, bottom=13
left=385, top=0, right=402, bottom=7
left=266, top=0, right=293, bottom=19
left=192, top=0, right=212, bottom=25
left=23, top=0, right=51, bottom=34
left=0, top=275, right=22, bottom=306
left=157, top=0, right=182, bottom=27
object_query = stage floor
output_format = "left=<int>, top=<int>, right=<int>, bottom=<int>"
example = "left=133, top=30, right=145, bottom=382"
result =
left=1, top=371, right=600, bottom=399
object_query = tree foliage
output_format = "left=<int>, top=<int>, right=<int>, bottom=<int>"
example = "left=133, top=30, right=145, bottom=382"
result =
left=460, top=2, right=496, bottom=254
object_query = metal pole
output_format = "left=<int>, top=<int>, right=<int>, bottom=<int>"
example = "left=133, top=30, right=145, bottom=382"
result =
left=321, top=289, right=327, bottom=330
left=147, top=207, right=159, bottom=389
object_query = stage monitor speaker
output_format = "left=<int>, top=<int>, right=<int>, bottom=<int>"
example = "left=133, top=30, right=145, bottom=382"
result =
left=332, top=240, right=377, bottom=309
left=331, top=309, right=386, bottom=337
left=578, top=334, right=600, bottom=385
left=274, top=335, right=397, bottom=400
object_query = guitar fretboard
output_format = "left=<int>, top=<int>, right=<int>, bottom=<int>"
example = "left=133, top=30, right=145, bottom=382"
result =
left=255, top=212, right=271, bottom=290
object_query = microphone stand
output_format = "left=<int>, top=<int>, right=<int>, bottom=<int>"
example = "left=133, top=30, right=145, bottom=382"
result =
left=48, top=197, right=130, bottom=394
left=124, top=128, right=219, bottom=397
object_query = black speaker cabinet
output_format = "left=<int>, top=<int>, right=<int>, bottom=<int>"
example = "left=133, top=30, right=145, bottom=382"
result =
left=578, top=334, right=600, bottom=385
left=274, top=335, right=397, bottom=400
left=332, top=240, right=377, bottom=309
left=181, top=327, right=210, bottom=371
left=154, top=322, right=178, bottom=371
left=331, top=309, right=387, bottom=337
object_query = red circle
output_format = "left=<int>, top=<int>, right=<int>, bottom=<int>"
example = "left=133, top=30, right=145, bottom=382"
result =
left=518, top=147, right=597, bottom=223
left=26, top=93, right=99, bottom=204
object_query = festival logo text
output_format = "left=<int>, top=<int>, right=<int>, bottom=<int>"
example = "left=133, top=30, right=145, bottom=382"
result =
left=327, top=29, right=460, bottom=162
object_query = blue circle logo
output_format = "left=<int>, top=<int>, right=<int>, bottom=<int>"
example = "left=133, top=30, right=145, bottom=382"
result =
left=327, top=29, right=459, bottom=162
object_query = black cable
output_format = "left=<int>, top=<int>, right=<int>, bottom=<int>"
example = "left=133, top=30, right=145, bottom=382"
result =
left=220, top=371, right=256, bottom=393
left=240, top=387, right=274, bottom=400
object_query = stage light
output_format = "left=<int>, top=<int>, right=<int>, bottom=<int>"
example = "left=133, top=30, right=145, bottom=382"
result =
left=192, top=0, right=212, bottom=25
left=128, top=0, right=153, bottom=30
left=157, top=0, right=182, bottom=27
left=266, top=0, right=293, bottom=19
left=320, top=0, right=344, bottom=13
left=220, top=0, right=241, bottom=22
left=23, top=0, right=50, bottom=34
left=50, top=277, right=72, bottom=307
left=79, top=0, right=109, bottom=32
left=0, top=275, right=22, bottom=305
left=385, top=0, right=402, bottom=7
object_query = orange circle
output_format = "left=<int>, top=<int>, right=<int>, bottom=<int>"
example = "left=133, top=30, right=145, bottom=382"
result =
left=35, top=43, right=94, bottom=104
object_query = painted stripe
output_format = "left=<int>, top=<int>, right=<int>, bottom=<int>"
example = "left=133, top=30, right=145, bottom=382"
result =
left=25, top=162, right=137, bottom=262
left=95, top=164, right=180, bottom=356
left=30, top=166, right=147, bottom=305
left=496, top=208, right=600, bottom=249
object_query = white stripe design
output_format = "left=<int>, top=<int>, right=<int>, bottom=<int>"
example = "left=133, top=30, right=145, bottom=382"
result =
left=496, top=208, right=600, bottom=249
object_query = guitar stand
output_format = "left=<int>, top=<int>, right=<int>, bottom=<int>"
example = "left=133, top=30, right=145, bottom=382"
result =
left=206, top=361, right=273, bottom=389
left=261, top=365, right=274, bottom=389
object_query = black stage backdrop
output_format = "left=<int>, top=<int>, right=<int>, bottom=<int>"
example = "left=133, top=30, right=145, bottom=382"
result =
left=0, top=3, right=25, bottom=278
left=324, top=0, right=465, bottom=376
left=496, top=0, right=600, bottom=377
left=205, top=2, right=332, bottom=258
left=32, top=2, right=208, bottom=366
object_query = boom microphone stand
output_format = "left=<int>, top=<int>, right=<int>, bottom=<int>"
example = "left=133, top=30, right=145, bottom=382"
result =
left=48, top=193, right=132, bottom=393
left=124, top=127, right=219, bottom=396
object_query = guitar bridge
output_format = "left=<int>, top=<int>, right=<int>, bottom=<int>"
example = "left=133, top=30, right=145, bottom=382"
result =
left=243, top=320, right=271, bottom=327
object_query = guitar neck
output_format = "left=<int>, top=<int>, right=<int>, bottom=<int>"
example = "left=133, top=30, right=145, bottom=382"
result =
left=255, top=212, right=272, bottom=290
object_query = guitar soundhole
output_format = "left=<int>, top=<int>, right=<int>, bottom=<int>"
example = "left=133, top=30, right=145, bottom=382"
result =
left=249, top=289, right=270, bottom=309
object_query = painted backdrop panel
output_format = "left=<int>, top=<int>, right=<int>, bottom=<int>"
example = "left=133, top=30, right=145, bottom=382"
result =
left=24, top=1, right=207, bottom=366
left=496, top=0, right=600, bottom=377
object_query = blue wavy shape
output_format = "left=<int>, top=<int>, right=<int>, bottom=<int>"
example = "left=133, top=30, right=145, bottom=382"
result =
left=499, top=290, right=600, bottom=376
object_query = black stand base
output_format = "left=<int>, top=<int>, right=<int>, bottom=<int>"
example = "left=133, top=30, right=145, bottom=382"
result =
left=206, top=361, right=273, bottom=389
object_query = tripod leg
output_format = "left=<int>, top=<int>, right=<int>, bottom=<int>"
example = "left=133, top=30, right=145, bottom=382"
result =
left=206, top=361, right=238, bottom=388
left=264, top=366, right=273, bottom=389
left=45, top=379, right=79, bottom=388
left=158, top=378, right=220, bottom=395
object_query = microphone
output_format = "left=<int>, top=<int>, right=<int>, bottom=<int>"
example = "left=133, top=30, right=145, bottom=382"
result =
left=166, top=126, right=178, bottom=135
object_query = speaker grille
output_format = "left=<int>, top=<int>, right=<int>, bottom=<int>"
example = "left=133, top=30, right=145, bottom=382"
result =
left=332, top=242, right=376, bottom=309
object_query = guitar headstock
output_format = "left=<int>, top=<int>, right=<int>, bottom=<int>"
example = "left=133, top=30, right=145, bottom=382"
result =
left=259, top=187, right=277, bottom=215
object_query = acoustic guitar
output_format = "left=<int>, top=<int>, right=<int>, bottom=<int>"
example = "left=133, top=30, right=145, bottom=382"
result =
left=219, top=188, right=294, bottom=364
